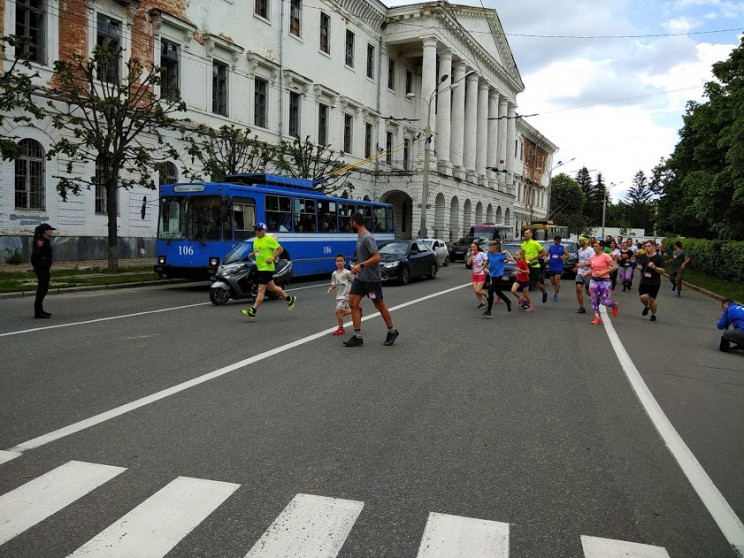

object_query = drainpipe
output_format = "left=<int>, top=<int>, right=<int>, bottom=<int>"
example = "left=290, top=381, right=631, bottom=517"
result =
left=278, top=0, right=285, bottom=140
left=374, top=33, right=383, bottom=194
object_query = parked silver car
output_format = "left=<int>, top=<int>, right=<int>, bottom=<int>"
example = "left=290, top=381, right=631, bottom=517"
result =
left=420, top=238, right=450, bottom=267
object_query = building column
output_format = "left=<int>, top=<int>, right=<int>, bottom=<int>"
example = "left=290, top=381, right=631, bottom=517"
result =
left=421, top=37, right=438, bottom=147
left=450, top=61, right=466, bottom=177
left=435, top=50, right=452, bottom=172
left=463, top=71, right=479, bottom=177
left=487, top=88, right=499, bottom=189
left=506, top=102, right=517, bottom=195
left=475, top=79, right=489, bottom=182
left=497, top=96, right=508, bottom=190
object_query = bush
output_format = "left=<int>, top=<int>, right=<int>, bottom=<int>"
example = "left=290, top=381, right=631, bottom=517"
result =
left=663, top=237, right=744, bottom=284
left=4, top=249, right=24, bottom=265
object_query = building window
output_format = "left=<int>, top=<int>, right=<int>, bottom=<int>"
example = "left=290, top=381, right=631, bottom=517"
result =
left=385, top=132, right=393, bottom=164
left=14, top=139, right=45, bottom=209
left=343, top=114, right=353, bottom=154
left=94, top=155, right=117, bottom=215
left=345, top=30, right=355, bottom=67
left=403, top=138, right=410, bottom=170
left=15, top=0, right=45, bottom=64
left=319, top=13, right=330, bottom=54
left=318, top=103, right=328, bottom=145
left=255, top=0, right=269, bottom=20
left=254, top=77, right=268, bottom=128
left=364, top=123, right=372, bottom=158
left=212, top=61, right=228, bottom=116
left=161, top=40, right=179, bottom=101
left=405, top=70, right=413, bottom=96
left=96, top=13, right=121, bottom=83
left=366, top=44, right=375, bottom=79
left=288, top=91, right=300, bottom=137
left=387, top=58, right=395, bottom=90
left=289, top=0, right=301, bottom=36
left=157, top=162, right=178, bottom=186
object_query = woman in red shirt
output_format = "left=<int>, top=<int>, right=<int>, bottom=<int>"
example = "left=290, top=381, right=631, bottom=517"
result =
left=589, top=241, right=619, bottom=325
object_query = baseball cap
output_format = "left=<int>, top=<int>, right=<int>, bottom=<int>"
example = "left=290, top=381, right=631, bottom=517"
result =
left=38, top=223, right=56, bottom=231
left=253, top=222, right=267, bottom=230
left=579, top=236, right=589, bottom=244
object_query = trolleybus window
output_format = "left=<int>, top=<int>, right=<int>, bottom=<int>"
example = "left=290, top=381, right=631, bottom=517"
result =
left=357, top=204, right=374, bottom=230
left=158, top=198, right=186, bottom=240
left=294, top=198, right=317, bottom=232
left=232, top=199, right=256, bottom=240
left=318, top=199, right=337, bottom=233
left=375, top=206, right=394, bottom=233
left=266, top=194, right=291, bottom=232
left=187, top=196, right=222, bottom=241
left=339, top=202, right=355, bottom=232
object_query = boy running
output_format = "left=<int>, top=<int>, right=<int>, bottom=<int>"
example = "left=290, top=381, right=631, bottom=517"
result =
left=328, top=255, right=354, bottom=335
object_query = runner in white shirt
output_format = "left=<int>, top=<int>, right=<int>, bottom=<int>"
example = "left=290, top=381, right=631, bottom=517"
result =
left=573, top=236, right=594, bottom=314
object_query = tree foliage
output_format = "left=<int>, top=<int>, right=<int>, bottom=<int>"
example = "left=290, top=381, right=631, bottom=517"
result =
left=624, top=170, right=654, bottom=229
left=182, top=124, right=274, bottom=182
left=549, top=173, right=585, bottom=234
left=657, top=35, right=744, bottom=240
left=47, top=46, right=187, bottom=270
left=273, top=135, right=350, bottom=196
left=0, top=35, right=43, bottom=160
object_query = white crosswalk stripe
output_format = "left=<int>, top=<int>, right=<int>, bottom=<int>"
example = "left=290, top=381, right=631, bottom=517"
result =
left=245, top=493, right=364, bottom=558
left=0, top=460, right=126, bottom=546
left=416, top=512, right=510, bottom=558
left=0, top=451, right=20, bottom=466
left=0, top=460, right=673, bottom=556
left=69, top=476, right=240, bottom=558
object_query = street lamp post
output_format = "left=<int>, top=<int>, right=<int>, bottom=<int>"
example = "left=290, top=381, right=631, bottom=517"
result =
left=601, top=189, right=608, bottom=239
left=417, top=74, right=457, bottom=239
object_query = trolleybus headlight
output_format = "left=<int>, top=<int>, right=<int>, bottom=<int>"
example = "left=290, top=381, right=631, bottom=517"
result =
left=209, top=257, right=220, bottom=267
left=157, top=255, right=166, bottom=265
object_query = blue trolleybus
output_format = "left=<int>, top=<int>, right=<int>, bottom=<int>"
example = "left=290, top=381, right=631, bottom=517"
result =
left=154, top=173, right=395, bottom=280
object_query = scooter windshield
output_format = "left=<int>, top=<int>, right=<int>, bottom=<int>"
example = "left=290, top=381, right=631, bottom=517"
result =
left=221, top=241, right=253, bottom=265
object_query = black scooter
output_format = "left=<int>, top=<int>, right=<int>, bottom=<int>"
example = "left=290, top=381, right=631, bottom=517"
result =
left=209, top=241, right=293, bottom=305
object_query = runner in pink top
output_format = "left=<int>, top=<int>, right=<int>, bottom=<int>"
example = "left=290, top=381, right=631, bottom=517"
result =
left=588, top=241, right=619, bottom=325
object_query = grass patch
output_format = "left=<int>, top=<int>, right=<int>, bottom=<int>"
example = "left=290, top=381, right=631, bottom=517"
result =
left=0, top=266, right=160, bottom=293
left=681, top=269, right=744, bottom=302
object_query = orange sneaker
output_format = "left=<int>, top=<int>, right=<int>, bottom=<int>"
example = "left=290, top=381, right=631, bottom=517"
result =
left=590, top=317, right=602, bottom=325
left=612, top=303, right=619, bottom=318
left=332, top=328, right=346, bottom=336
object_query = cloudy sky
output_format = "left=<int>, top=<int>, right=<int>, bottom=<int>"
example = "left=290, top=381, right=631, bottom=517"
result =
left=392, top=0, right=743, bottom=201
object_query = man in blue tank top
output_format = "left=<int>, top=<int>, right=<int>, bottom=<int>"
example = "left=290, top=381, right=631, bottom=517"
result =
left=547, top=236, right=569, bottom=302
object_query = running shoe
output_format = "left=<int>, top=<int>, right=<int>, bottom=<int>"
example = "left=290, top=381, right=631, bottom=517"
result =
left=241, top=308, right=256, bottom=319
left=591, top=317, right=602, bottom=325
left=552, top=295, right=558, bottom=302
left=332, top=328, right=346, bottom=336
left=542, top=292, right=548, bottom=304
left=650, top=315, right=657, bottom=322
left=642, top=306, right=650, bottom=316
left=612, top=303, right=619, bottom=318
left=611, top=290, right=615, bottom=295
left=287, top=296, right=297, bottom=311
left=518, top=297, right=525, bottom=306
left=522, top=301, right=530, bottom=309
left=383, top=329, right=399, bottom=346
left=477, top=302, right=486, bottom=309
left=506, top=302, right=512, bottom=312
left=525, top=304, right=535, bottom=312
left=675, top=292, right=681, bottom=298
left=482, top=311, right=492, bottom=318
left=672, top=283, right=676, bottom=291
left=343, top=335, right=364, bottom=347
left=576, top=307, right=587, bottom=314
left=496, top=296, right=502, bottom=304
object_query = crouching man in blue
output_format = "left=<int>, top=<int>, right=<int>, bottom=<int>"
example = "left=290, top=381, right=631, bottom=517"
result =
left=717, top=299, right=744, bottom=353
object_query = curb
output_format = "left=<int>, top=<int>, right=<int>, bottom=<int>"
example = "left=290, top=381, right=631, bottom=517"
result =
left=0, top=278, right=190, bottom=300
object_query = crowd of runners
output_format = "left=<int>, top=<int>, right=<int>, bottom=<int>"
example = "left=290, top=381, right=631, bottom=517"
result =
left=467, top=233, right=694, bottom=327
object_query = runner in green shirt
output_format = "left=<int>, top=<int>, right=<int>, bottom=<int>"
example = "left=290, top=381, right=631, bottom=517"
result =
left=521, top=228, right=548, bottom=304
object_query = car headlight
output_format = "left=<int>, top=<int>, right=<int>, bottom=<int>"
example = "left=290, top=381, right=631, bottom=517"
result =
left=383, top=261, right=400, bottom=268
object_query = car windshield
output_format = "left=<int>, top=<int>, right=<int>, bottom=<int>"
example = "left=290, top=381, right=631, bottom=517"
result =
left=221, top=241, right=253, bottom=264
left=500, top=244, right=522, bottom=256
left=379, top=242, right=409, bottom=255
left=455, top=237, right=474, bottom=245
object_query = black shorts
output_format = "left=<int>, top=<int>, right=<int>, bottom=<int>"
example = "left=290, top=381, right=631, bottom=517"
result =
left=548, top=270, right=563, bottom=278
left=638, top=282, right=660, bottom=300
left=349, top=278, right=384, bottom=301
left=256, top=270, right=276, bottom=285
left=529, top=266, right=544, bottom=287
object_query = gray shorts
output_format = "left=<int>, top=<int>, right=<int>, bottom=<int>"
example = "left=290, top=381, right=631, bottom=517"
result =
left=575, top=274, right=591, bottom=288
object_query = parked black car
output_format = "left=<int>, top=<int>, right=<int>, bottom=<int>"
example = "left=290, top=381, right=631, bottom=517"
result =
left=377, top=240, right=438, bottom=285
left=449, top=236, right=488, bottom=262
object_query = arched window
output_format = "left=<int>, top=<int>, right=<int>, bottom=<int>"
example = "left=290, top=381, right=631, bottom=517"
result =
left=15, top=139, right=45, bottom=210
left=157, top=162, right=178, bottom=185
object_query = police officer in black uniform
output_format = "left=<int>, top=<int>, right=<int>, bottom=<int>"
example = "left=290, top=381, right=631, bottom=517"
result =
left=31, top=223, right=55, bottom=318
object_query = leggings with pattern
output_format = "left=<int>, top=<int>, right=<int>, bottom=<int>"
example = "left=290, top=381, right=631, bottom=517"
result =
left=589, top=278, right=616, bottom=314
left=619, top=266, right=633, bottom=283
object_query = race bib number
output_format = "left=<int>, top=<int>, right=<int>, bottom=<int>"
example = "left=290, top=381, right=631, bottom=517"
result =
left=368, top=291, right=377, bottom=300
left=644, top=271, right=652, bottom=278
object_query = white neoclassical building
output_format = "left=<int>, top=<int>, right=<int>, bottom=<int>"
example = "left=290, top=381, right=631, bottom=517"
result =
left=0, top=0, right=557, bottom=260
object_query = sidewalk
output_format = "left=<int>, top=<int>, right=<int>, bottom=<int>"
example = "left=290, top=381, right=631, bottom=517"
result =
left=0, top=258, right=153, bottom=273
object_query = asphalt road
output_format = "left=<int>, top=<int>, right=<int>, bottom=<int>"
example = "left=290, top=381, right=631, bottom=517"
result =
left=0, top=265, right=742, bottom=557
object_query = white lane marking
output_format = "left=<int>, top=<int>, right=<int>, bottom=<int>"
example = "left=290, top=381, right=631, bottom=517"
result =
left=600, top=307, right=744, bottom=557
left=416, top=512, right=510, bottom=558
left=581, top=535, right=670, bottom=557
left=0, top=460, right=126, bottom=545
left=8, top=283, right=470, bottom=453
left=0, top=450, right=21, bottom=465
left=69, top=476, right=239, bottom=558
left=244, top=493, right=364, bottom=558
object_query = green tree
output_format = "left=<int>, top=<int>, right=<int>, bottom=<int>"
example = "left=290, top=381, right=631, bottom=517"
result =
left=273, top=135, right=349, bottom=196
left=575, top=167, right=604, bottom=226
left=548, top=173, right=585, bottom=235
left=624, top=170, right=653, bottom=230
left=182, top=124, right=274, bottom=182
left=0, top=35, right=43, bottom=160
left=47, top=46, right=186, bottom=271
